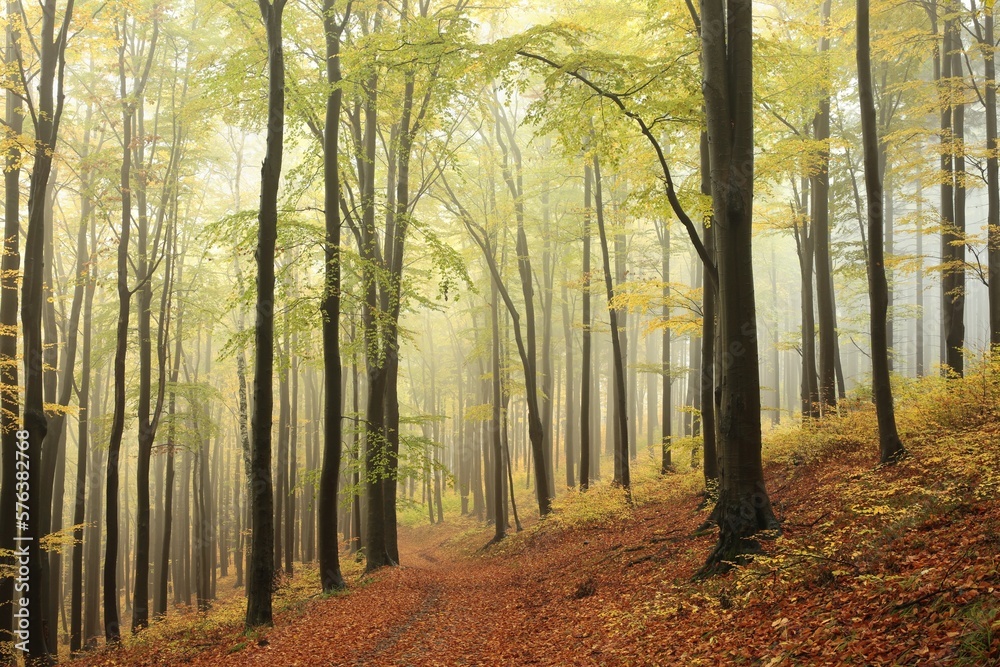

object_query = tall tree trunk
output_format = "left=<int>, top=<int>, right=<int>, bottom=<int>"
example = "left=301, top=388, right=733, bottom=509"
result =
left=561, top=276, right=576, bottom=488
left=981, top=9, right=1000, bottom=348
left=40, top=177, right=59, bottom=658
left=20, top=0, right=75, bottom=658
left=358, top=10, right=393, bottom=571
left=0, top=1, right=23, bottom=647
left=133, top=106, right=177, bottom=633
left=155, top=300, right=183, bottom=619
left=246, top=0, right=286, bottom=629
left=947, top=24, right=966, bottom=376
left=592, top=154, right=630, bottom=492
left=492, top=108, right=551, bottom=515
left=274, top=328, right=289, bottom=572
left=916, top=189, right=925, bottom=376
left=814, top=0, right=837, bottom=409
left=70, top=201, right=95, bottom=656
left=318, top=0, right=349, bottom=592
left=193, top=332, right=213, bottom=612
left=885, top=176, right=895, bottom=372
left=540, top=184, right=555, bottom=497
left=698, top=131, right=718, bottom=482
left=795, top=199, right=819, bottom=419
left=660, top=221, right=672, bottom=472
left=105, top=14, right=157, bottom=642
left=286, top=339, right=297, bottom=574
left=580, top=163, right=592, bottom=491
left=699, top=0, right=778, bottom=571
left=857, top=0, right=906, bottom=463
left=490, top=280, right=506, bottom=541
left=84, top=418, right=104, bottom=648
left=44, top=168, right=88, bottom=656
left=938, top=7, right=957, bottom=375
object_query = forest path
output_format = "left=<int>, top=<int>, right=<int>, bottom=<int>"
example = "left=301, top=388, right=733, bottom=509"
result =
left=195, top=508, right=679, bottom=667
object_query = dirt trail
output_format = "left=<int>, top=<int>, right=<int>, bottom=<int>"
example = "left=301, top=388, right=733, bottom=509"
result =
left=194, top=514, right=654, bottom=667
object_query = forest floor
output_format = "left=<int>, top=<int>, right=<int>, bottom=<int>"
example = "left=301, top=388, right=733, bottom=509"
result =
left=69, top=370, right=1000, bottom=666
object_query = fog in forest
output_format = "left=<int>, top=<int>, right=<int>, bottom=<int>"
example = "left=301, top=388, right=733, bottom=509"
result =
left=1, top=0, right=998, bottom=664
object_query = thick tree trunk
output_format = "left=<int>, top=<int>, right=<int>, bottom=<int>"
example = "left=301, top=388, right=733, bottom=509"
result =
left=20, top=0, right=75, bottom=658
left=983, top=13, right=1000, bottom=348
left=699, top=0, right=778, bottom=572
left=813, top=0, right=837, bottom=410
left=318, top=0, right=348, bottom=591
left=0, top=3, right=23, bottom=647
left=246, top=0, right=285, bottom=629
left=938, top=10, right=958, bottom=375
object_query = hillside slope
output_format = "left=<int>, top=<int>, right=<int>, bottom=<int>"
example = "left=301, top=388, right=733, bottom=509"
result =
left=71, top=371, right=1000, bottom=666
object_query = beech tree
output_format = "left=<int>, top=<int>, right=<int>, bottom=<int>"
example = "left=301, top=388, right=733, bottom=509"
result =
left=246, top=0, right=286, bottom=629
left=857, top=0, right=906, bottom=464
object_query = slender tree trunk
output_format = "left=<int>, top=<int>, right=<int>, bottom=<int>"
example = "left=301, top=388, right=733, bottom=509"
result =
left=592, top=154, right=630, bottom=492
left=661, top=221, right=672, bottom=472
left=492, top=109, right=551, bottom=515
left=948, top=24, right=966, bottom=376
left=795, top=201, right=819, bottom=419
left=580, top=164, right=592, bottom=491
left=858, top=0, right=906, bottom=463
left=286, top=341, right=298, bottom=575
left=84, top=424, right=104, bottom=648
left=561, top=277, right=576, bottom=488
left=70, top=165, right=96, bottom=654
left=698, top=131, right=717, bottom=482
left=885, top=176, right=895, bottom=372
left=155, top=304, right=182, bottom=619
left=133, top=115, right=177, bottom=633
left=540, top=185, right=555, bottom=497
left=916, top=189, right=925, bottom=376
left=275, top=329, right=288, bottom=572
left=490, top=279, right=506, bottom=541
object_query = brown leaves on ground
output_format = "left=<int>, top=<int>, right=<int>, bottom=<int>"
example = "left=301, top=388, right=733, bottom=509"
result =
left=69, top=372, right=1000, bottom=665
